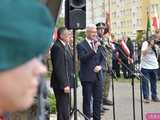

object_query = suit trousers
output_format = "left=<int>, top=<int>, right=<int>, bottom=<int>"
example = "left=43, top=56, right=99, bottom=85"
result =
left=81, top=80, right=103, bottom=120
left=53, top=88, right=70, bottom=120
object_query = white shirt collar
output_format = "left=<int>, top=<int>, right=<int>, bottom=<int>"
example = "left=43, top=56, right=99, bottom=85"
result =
left=86, top=37, right=93, bottom=48
left=59, top=39, right=66, bottom=46
left=86, top=37, right=92, bottom=43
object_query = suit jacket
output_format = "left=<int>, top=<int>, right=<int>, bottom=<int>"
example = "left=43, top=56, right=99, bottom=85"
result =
left=126, top=39, right=134, bottom=58
left=77, top=40, right=105, bottom=82
left=50, top=40, right=73, bottom=90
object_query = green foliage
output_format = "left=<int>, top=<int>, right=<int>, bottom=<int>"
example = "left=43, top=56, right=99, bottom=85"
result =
left=76, top=30, right=85, bottom=43
left=48, top=92, right=57, bottom=114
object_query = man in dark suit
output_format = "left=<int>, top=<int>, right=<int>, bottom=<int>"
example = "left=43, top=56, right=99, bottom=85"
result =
left=50, top=27, right=73, bottom=120
left=77, top=25, right=105, bottom=120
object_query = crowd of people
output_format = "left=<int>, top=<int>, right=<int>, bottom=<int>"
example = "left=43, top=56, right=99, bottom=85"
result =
left=0, top=1, right=160, bottom=120
left=50, top=23, right=160, bottom=120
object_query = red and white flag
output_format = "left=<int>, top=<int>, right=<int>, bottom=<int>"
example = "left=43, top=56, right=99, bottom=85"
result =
left=152, top=9, right=160, bottom=30
left=120, top=40, right=130, bottom=56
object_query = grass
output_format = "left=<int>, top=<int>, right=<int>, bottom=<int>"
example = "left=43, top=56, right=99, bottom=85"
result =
left=48, top=92, right=57, bottom=114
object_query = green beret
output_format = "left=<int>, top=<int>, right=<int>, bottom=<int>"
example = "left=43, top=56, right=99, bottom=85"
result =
left=0, top=0, right=54, bottom=70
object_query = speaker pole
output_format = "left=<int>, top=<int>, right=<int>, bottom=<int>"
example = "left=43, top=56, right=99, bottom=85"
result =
left=70, top=29, right=89, bottom=120
left=65, top=0, right=87, bottom=119
left=73, top=29, right=77, bottom=120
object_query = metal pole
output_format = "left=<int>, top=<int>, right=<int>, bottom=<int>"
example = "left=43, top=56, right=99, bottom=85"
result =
left=131, top=75, right=136, bottom=120
left=70, top=29, right=90, bottom=120
left=73, top=29, right=78, bottom=120
left=140, top=75, right=144, bottom=120
left=111, top=71, right=116, bottom=120
left=104, top=48, right=116, bottom=120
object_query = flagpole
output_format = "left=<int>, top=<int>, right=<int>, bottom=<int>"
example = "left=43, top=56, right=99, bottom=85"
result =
left=146, top=11, right=151, bottom=41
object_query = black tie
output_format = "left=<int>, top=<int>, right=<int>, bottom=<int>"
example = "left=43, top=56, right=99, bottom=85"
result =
left=65, top=45, right=72, bottom=57
left=91, top=41, right=94, bottom=50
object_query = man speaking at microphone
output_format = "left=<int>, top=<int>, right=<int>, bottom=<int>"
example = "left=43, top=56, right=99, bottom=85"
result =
left=77, top=25, right=105, bottom=120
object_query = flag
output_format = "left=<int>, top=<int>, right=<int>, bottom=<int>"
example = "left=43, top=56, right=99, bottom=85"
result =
left=120, top=40, right=130, bottom=56
left=147, top=13, right=151, bottom=31
left=152, top=9, right=159, bottom=30
left=152, top=17, right=158, bottom=29
left=106, top=12, right=111, bottom=33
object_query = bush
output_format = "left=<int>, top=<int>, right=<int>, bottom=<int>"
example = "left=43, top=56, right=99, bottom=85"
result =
left=48, top=92, right=57, bottom=114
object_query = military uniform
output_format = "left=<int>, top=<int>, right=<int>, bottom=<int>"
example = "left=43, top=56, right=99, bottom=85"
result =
left=96, top=22, right=113, bottom=107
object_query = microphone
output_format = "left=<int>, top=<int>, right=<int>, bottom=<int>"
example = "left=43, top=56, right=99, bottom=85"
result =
left=99, top=39, right=116, bottom=50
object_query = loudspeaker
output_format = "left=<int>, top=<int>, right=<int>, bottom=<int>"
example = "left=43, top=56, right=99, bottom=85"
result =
left=65, top=0, right=86, bottom=29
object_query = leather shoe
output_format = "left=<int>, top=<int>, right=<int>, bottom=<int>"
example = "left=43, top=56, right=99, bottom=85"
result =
left=103, top=99, right=113, bottom=106
left=103, top=106, right=110, bottom=111
left=143, top=98, right=150, bottom=103
left=152, top=97, right=160, bottom=102
left=101, top=108, right=105, bottom=113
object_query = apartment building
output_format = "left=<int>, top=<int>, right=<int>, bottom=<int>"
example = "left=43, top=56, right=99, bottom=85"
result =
left=87, top=0, right=160, bottom=38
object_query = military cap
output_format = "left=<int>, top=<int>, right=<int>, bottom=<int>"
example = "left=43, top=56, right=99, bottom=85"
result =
left=96, top=22, right=106, bottom=29
left=0, top=0, right=54, bottom=70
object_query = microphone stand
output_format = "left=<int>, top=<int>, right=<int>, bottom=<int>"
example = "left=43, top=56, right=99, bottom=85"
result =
left=70, top=29, right=90, bottom=120
left=131, top=63, right=136, bottom=120
left=139, top=71, right=144, bottom=120
left=106, top=60, right=117, bottom=120
left=106, top=45, right=137, bottom=120
left=120, top=45, right=136, bottom=120
left=106, top=42, right=152, bottom=120
left=117, top=46, right=145, bottom=120
left=134, top=59, right=144, bottom=120
left=99, top=46, right=119, bottom=120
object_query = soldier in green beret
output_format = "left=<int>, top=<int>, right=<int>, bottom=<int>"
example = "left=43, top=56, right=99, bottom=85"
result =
left=0, top=0, right=54, bottom=114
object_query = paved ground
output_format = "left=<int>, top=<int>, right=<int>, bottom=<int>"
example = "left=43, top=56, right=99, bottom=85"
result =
left=103, top=81, right=160, bottom=120
left=50, top=80, right=160, bottom=120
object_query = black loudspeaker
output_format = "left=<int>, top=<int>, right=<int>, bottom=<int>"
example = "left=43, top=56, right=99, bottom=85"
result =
left=65, top=0, right=86, bottom=29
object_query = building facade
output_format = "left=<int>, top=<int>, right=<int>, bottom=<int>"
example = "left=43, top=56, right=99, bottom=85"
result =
left=87, top=0, right=160, bottom=38
left=86, top=0, right=108, bottom=25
